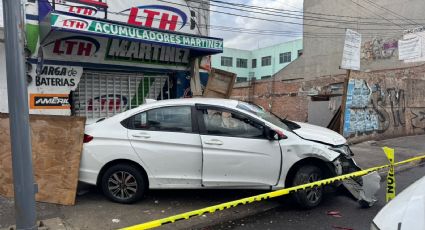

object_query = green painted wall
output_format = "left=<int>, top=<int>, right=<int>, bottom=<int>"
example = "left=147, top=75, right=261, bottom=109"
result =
left=211, top=39, right=303, bottom=80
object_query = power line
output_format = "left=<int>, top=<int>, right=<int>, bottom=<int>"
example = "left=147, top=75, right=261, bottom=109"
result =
left=201, top=0, right=418, bottom=26
left=359, top=0, right=419, bottom=26
left=196, top=0, right=425, bottom=22
left=157, top=0, right=407, bottom=31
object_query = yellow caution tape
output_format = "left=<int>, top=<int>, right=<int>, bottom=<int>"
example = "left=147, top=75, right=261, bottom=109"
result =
left=121, top=152, right=425, bottom=230
left=383, top=147, right=396, bottom=202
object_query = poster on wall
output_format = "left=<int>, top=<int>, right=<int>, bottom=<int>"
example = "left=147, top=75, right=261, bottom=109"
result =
left=29, top=64, right=83, bottom=93
left=44, top=0, right=205, bottom=35
left=341, top=29, right=361, bottom=70
left=399, top=35, right=421, bottom=60
left=402, top=28, right=425, bottom=63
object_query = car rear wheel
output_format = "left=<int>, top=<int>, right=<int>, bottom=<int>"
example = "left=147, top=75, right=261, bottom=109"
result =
left=291, top=165, right=323, bottom=208
left=101, top=164, right=146, bottom=204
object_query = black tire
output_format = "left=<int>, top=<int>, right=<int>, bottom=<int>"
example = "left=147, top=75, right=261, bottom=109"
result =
left=101, top=164, right=146, bottom=204
left=291, top=165, right=323, bottom=209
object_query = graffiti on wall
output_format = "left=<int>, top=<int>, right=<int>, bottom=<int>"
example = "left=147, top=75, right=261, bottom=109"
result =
left=361, top=37, right=398, bottom=60
left=411, top=109, right=425, bottom=131
left=343, top=79, right=407, bottom=137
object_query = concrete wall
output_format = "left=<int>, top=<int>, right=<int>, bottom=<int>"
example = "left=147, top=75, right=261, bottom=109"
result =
left=212, top=39, right=302, bottom=80
left=276, top=0, right=425, bottom=80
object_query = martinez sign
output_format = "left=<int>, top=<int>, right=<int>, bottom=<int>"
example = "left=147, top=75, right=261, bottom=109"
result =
left=106, top=39, right=190, bottom=65
left=51, top=13, right=223, bottom=51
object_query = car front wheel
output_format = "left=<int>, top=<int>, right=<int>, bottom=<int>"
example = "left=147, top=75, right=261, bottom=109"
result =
left=101, top=164, right=146, bottom=204
left=291, top=165, right=323, bottom=208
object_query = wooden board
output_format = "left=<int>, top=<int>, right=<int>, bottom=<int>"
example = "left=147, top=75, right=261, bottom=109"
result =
left=203, top=68, right=237, bottom=99
left=0, top=114, right=85, bottom=205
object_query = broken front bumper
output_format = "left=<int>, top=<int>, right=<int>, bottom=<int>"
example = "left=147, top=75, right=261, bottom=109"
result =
left=333, top=152, right=381, bottom=207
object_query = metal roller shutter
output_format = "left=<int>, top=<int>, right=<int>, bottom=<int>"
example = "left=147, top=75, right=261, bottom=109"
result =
left=72, top=71, right=169, bottom=118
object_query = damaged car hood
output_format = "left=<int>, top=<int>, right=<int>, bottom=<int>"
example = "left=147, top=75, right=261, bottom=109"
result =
left=293, top=122, right=347, bottom=146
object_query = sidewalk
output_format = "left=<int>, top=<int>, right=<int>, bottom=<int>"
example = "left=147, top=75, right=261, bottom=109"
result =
left=1, top=135, right=424, bottom=230
left=351, top=134, right=425, bottom=170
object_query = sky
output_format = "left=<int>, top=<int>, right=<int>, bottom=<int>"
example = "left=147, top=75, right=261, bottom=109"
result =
left=210, top=0, right=304, bottom=50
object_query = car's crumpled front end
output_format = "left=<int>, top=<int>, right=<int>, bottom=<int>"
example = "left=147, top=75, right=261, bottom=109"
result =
left=330, top=144, right=381, bottom=207
left=290, top=121, right=381, bottom=207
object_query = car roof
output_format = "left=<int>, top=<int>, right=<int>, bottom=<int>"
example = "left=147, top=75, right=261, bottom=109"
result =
left=140, top=98, right=241, bottom=108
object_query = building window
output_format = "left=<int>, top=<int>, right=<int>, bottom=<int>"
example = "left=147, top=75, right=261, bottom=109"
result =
left=279, top=52, right=291, bottom=63
left=221, top=56, right=233, bottom=67
left=298, top=49, right=303, bottom=57
left=252, top=59, right=257, bottom=68
left=236, top=58, right=248, bottom=68
left=236, top=77, right=248, bottom=83
left=261, top=56, right=271, bottom=66
left=261, top=75, right=271, bottom=79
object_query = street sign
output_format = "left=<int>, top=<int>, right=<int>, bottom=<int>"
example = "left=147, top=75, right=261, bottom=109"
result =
left=341, top=29, right=361, bottom=71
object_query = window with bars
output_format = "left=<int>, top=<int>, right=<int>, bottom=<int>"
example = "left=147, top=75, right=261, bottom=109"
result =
left=252, top=59, right=257, bottom=68
left=221, top=56, right=233, bottom=67
left=261, top=56, right=271, bottom=66
left=236, top=58, right=248, bottom=68
left=279, top=52, right=291, bottom=63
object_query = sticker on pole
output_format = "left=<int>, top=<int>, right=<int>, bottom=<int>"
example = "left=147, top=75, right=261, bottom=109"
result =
left=383, top=147, right=396, bottom=202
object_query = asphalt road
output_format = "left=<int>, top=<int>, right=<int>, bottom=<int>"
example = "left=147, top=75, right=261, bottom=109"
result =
left=202, top=165, right=425, bottom=230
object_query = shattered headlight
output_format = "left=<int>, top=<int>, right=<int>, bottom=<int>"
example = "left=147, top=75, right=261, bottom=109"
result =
left=329, top=144, right=353, bottom=156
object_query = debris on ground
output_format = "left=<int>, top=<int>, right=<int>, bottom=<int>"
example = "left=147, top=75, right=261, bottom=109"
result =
left=327, top=211, right=342, bottom=218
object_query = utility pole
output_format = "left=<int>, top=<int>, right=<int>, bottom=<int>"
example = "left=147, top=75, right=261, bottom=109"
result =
left=2, top=0, right=37, bottom=229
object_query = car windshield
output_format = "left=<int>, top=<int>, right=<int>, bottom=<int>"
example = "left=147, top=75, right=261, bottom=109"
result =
left=237, top=101, right=295, bottom=131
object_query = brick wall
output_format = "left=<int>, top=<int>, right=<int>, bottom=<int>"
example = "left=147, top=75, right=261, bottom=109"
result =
left=232, top=64, right=425, bottom=142
left=231, top=75, right=346, bottom=122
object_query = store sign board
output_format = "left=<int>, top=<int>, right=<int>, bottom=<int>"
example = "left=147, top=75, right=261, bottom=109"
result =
left=31, top=65, right=83, bottom=92
left=48, top=0, right=198, bottom=35
left=29, top=94, right=71, bottom=110
left=105, top=39, right=190, bottom=65
left=51, top=13, right=223, bottom=51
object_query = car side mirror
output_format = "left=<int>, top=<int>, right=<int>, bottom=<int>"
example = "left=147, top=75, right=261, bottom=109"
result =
left=264, top=126, right=286, bottom=140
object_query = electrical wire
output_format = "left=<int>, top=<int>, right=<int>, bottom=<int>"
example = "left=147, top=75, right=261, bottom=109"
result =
left=156, top=0, right=409, bottom=31
left=359, top=0, right=419, bottom=26
left=186, top=0, right=422, bottom=27
left=195, top=0, right=425, bottom=22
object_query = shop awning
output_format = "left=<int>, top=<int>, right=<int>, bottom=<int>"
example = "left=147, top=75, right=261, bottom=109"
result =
left=40, top=12, right=223, bottom=57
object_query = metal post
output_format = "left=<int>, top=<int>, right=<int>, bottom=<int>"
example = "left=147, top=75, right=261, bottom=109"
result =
left=2, top=0, right=37, bottom=229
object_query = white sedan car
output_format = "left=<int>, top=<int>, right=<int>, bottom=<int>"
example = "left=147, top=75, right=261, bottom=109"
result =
left=79, top=98, right=365, bottom=207
left=371, top=175, right=425, bottom=230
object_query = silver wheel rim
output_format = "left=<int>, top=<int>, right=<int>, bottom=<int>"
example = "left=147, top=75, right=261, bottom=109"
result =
left=305, top=173, right=321, bottom=203
left=108, top=171, right=138, bottom=200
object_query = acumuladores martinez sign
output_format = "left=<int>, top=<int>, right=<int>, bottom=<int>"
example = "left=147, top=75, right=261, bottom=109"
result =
left=50, top=13, right=223, bottom=51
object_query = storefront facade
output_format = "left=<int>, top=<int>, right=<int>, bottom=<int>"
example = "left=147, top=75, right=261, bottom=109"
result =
left=0, top=0, right=222, bottom=118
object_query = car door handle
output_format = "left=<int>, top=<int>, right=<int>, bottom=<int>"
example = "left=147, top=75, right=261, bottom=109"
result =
left=132, top=133, right=151, bottom=139
left=204, top=139, right=223, bottom=145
